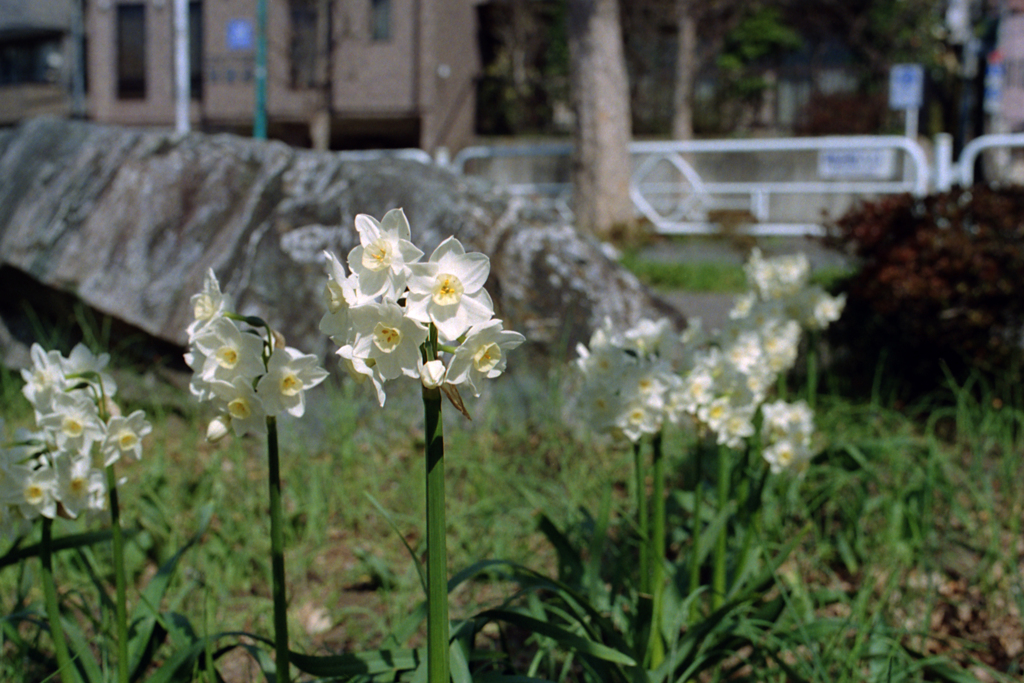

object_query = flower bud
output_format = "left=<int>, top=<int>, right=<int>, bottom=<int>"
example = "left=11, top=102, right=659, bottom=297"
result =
left=206, top=415, right=231, bottom=442
left=419, top=359, right=447, bottom=389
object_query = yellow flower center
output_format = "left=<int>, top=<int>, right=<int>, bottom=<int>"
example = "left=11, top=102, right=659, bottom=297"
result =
left=25, top=484, right=44, bottom=505
left=227, top=397, right=251, bottom=419
left=69, top=476, right=88, bottom=495
left=280, top=373, right=302, bottom=396
left=431, top=273, right=464, bottom=306
left=473, top=342, right=501, bottom=372
left=216, top=346, right=239, bottom=369
left=62, top=416, right=84, bottom=438
left=373, top=323, right=402, bottom=352
left=118, top=430, right=138, bottom=452
left=362, top=239, right=393, bottom=271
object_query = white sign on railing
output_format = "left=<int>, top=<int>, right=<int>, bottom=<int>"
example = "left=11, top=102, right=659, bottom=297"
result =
left=818, top=149, right=896, bottom=180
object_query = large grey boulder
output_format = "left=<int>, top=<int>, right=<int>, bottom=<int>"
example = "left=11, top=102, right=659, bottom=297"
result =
left=0, top=117, right=680, bottom=368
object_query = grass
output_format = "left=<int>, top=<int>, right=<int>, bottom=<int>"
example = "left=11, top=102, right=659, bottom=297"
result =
left=618, top=238, right=854, bottom=294
left=619, top=251, right=748, bottom=293
left=2, top=350, right=1023, bottom=681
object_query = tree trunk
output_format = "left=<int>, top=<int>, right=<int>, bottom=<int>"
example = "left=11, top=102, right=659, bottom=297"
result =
left=568, top=0, right=634, bottom=240
left=672, top=0, right=697, bottom=140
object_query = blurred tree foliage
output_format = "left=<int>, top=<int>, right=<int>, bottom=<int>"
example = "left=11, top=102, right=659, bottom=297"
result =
left=475, top=0, right=965, bottom=138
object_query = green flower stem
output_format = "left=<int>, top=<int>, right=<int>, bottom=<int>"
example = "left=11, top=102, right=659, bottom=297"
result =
left=807, top=331, right=819, bottom=409
left=647, top=432, right=666, bottom=668
left=423, top=386, right=450, bottom=683
left=633, top=442, right=649, bottom=595
left=105, top=467, right=130, bottom=683
left=712, top=445, right=730, bottom=610
left=266, top=416, right=291, bottom=683
left=40, top=518, right=76, bottom=683
left=688, top=443, right=703, bottom=620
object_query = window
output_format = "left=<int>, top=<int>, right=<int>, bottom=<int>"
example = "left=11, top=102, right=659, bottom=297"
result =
left=370, top=0, right=390, bottom=41
left=189, top=2, right=203, bottom=98
left=289, top=0, right=317, bottom=88
left=116, top=4, right=146, bottom=99
left=0, top=37, right=62, bottom=85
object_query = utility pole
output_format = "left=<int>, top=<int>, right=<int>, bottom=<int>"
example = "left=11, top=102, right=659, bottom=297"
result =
left=71, top=0, right=86, bottom=117
left=174, top=0, right=190, bottom=133
left=254, top=0, right=268, bottom=138
left=311, top=0, right=332, bottom=150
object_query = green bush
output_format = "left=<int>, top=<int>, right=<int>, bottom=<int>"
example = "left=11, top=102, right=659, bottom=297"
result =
left=824, top=186, right=1024, bottom=398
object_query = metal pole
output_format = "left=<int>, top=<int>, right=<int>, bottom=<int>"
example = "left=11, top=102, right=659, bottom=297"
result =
left=71, top=0, right=86, bottom=118
left=904, top=108, right=918, bottom=140
left=174, top=0, right=190, bottom=133
left=254, top=0, right=268, bottom=138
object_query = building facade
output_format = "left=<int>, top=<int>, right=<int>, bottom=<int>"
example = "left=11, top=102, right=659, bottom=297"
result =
left=0, top=0, right=84, bottom=125
left=78, top=0, right=479, bottom=151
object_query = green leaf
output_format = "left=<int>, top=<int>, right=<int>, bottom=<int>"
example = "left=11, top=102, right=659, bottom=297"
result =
left=364, top=492, right=426, bottom=593
left=56, top=609, right=103, bottom=683
left=129, top=503, right=213, bottom=679
left=289, top=647, right=423, bottom=676
left=0, top=528, right=126, bottom=570
left=478, top=608, right=637, bottom=667
left=450, top=638, right=472, bottom=683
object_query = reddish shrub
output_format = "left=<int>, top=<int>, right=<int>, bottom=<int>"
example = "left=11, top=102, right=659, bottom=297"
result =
left=824, top=186, right=1024, bottom=397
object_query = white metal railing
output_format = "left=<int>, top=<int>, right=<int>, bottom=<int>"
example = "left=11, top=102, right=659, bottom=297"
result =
left=363, top=133, right=1024, bottom=236
left=452, top=136, right=930, bottom=236
left=954, top=133, right=1024, bottom=188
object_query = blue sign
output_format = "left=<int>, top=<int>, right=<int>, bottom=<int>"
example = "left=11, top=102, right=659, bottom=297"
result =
left=226, top=18, right=254, bottom=51
left=889, top=63, right=925, bottom=110
left=985, top=57, right=1004, bottom=114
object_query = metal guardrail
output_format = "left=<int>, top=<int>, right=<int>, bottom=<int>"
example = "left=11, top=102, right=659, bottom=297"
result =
left=337, top=148, right=436, bottom=164
left=346, top=133, right=1024, bottom=235
left=452, top=136, right=930, bottom=236
left=955, top=133, right=1024, bottom=188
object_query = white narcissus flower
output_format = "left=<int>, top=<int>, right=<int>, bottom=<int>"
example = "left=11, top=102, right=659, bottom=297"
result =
left=19, top=463, right=57, bottom=520
left=406, top=236, right=494, bottom=341
left=623, top=317, right=677, bottom=359
left=188, top=268, right=231, bottom=339
left=320, top=250, right=371, bottom=347
left=762, top=439, right=813, bottom=475
left=446, top=320, right=525, bottom=396
left=760, top=400, right=816, bottom=475
left=37, top=392, right=105, bottom=454
left=336, top=344, right=387, bottom=406
left=101, top=410, right=152, bottom=465
left=348, top=302, right=428, bottom=381
left=791, top=286, right=846, bottom=331
left=761, top=318, right=801, bottom=374
left=184, top=346, right=215, bottom=401
left=729, top=291, right=757, bottom=320
left=347, top=209, right=424, bottom=301
left=192, top=317, right=265, bottom=386
left=745, top=248, right=810, bottom=301
left=210, top=378, right=268, bottom=437
left=62, top=343, right=117, bottom=399
left=21, top=344, right=68, bottom=417
left=56, top=454, right=106, bottom=519
left=0, top=430, right=31, bottom=507
left=256, top=346, right=330, bottom=417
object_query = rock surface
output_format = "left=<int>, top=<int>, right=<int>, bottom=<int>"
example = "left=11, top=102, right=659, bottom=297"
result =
left=0, top=117, right=680, bottom=368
